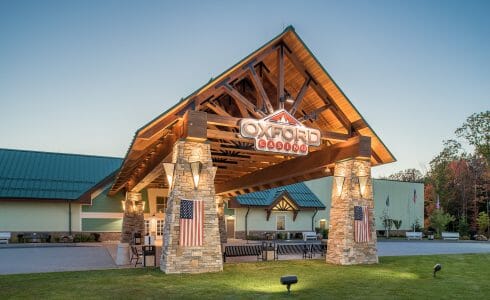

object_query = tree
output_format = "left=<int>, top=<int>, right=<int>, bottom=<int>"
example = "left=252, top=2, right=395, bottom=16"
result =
left=387, top=168, right=424, bottom=182
left=455, top=111, right=490, bottom=165
left=476, top=212, right=489, bottom=236
left=430, top=210, right=455, bottom=236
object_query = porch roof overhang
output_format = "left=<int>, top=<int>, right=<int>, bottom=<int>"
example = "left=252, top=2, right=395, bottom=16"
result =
left=109, top=26, right=395, bottom=197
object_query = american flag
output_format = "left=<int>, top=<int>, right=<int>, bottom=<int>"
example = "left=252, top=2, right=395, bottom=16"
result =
left=354, top=206, right=370, bottom=243
left=180, top=199, right=204, bottom=247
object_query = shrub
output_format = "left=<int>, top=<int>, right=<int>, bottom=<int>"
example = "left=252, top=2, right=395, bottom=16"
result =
left=393, top=220, right=402, bottom=230
left=476, top=212, right=489, bottom=235
left=430, top=211, right=455, bottom=236
left=90, top=233, right=101, bottom=242
left=458, top=217, right=470, bottom=237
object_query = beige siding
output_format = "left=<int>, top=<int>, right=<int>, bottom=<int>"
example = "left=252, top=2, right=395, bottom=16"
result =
left=0, top=201, right=81, bottom=232
left=233, top=178, right=424, bottom=232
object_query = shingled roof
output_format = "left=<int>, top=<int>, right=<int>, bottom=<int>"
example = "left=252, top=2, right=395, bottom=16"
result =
left=0, top=148, right=122, bottom=202
left=231, top=182, right=324, bottom=209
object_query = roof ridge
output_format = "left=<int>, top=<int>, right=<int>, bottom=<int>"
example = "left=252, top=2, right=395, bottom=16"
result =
left=0, top=148, right=123, bottom=160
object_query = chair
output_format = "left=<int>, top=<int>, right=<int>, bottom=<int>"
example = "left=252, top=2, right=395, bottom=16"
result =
left=130, top=245, right=143, bottom=267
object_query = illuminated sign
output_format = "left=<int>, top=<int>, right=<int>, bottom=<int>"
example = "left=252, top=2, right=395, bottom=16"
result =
left=239, top=109, right=321, bottom=155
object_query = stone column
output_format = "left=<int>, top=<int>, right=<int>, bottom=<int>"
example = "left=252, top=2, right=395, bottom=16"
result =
left=326, top=159, right=378, bottom=265
left=116, top=191, right=145, bottom=265
left=215, top=195, right=227, bottom=244
left=160, top=140, right=223, bottom=274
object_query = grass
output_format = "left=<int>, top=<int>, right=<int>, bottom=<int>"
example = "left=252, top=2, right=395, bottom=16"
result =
left=1, top=254, right=489, bottom=299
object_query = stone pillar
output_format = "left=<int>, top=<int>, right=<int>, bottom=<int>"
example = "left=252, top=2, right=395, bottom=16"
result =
left=160, top=140, right=223, bottom=274
left=116, top=191, right=145, bottom=265
left=215, top=195, right=227, bottom=244
left=326, top=159, right=378, bottom=265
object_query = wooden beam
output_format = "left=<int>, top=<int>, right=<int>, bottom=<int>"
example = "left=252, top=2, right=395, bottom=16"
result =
left=215, top=136, right=371, bottom=194
left=128, top=133, right=178, bottom=192
left=277, top=45, right=285, bottom=109
left=290, top=77, right=311, bottom=115
left=248, top=65, right=274, bottom=114
left=206, top=114, right=240, bottom=128
left=131, top=153, right=170, bottom=192
left=298, top=105, right=330, bottom=122
left=319, top=131, right=350, bottom=141
left=207, top=129, right=252, bottom=143
left=204, top=102, right=233, bottom=117
left=195, top=44, right=280, bottom=107
left=138, top=114, right=180, bottom=139
left=283, top=48, right=352, bottom=131
left=183, top=110, right=207, bottom=142
left=220, top=83, right=265, bottom=118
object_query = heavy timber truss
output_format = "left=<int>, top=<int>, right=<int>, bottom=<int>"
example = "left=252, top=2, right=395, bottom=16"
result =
left=110, top=27, right=395, bottom=197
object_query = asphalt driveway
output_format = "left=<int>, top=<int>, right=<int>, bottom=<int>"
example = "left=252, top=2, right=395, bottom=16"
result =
left=0, top=245, right=116, bottom=275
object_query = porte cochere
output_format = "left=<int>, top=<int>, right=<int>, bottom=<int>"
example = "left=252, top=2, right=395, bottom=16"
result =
left=109, top=26, right=395, bottom=273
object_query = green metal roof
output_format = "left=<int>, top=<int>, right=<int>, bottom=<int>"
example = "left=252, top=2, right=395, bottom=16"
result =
left=235, top=182, right=325, bottom=208
left=0, top=148, right=122, bottom=200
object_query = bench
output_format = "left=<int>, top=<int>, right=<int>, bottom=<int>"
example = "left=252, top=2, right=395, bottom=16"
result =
left=223, top=245, right=262, bottom=262
left=302, top=232, right=317, bottom=241
left=405, top=231, right=423, bottom=240
left=442, top=232, right=460, bottom=240
left=276, top=243, right=326, bottom=259
left=0, top=232, right=11, bottom=244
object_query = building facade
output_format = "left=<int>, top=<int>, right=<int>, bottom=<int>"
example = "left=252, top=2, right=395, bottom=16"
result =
left=0, top=148, right=423, bottom=241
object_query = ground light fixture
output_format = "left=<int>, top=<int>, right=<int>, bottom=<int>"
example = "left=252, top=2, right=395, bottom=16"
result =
left=433, top=263, right=442, bottom=277
left=190, top=160, right=202, bottom=189
left=280, top=275, right=298, bottom=294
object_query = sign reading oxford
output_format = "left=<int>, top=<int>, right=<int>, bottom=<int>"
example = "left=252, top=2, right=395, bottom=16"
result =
left=239, top=109, right=321, bottom=155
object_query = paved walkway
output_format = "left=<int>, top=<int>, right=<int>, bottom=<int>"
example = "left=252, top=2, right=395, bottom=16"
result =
left=0, top=241, right=489, bottom=275
left=0, top=245, right=117, bottom=275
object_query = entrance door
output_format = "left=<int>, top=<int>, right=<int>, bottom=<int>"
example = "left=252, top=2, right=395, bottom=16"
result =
left=226, top=219, right=235, bottom=239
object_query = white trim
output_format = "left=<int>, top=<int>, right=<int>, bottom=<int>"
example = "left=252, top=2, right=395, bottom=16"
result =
left=81, top=212, right=123, bottom=219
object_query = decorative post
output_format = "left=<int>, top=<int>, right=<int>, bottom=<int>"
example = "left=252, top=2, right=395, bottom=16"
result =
left=116, top=191, right=145, bottom=265
left=326, top=159, right=378, bottom=265
left=160, top=110, right=223, bottom=274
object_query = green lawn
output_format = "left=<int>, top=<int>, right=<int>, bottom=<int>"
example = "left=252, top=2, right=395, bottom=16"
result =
left=1, top=254, right=489, bottom=299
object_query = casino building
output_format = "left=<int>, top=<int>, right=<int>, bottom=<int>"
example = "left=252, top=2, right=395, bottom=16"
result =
left=1, top=26, right=417, bottom=272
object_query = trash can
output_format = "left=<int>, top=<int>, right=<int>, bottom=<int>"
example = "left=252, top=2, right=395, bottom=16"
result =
left=262, top=242, right=275, bottom=261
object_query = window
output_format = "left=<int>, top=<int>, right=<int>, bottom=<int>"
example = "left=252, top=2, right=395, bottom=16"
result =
left=157, top=220, right=164, bottom=236
left=156, top=196, right=167, bottom=214
left=276, top=215, right=286, bottom=231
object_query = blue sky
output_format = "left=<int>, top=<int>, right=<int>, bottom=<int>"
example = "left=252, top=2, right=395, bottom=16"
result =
left=1, top=0, right=489, bottom=177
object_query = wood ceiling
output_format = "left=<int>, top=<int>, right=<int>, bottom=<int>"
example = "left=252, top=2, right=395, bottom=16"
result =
left=109, top=26, right=395, bottom=197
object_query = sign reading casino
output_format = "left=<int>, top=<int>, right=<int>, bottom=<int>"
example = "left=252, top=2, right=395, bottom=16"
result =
left=239, top=109, right=321, bottom=155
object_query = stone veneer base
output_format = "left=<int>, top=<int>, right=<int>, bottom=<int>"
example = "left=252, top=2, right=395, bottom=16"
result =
left=326, top=159, right=378, bottom=265
left=160, top=141, right=223, bottom=274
